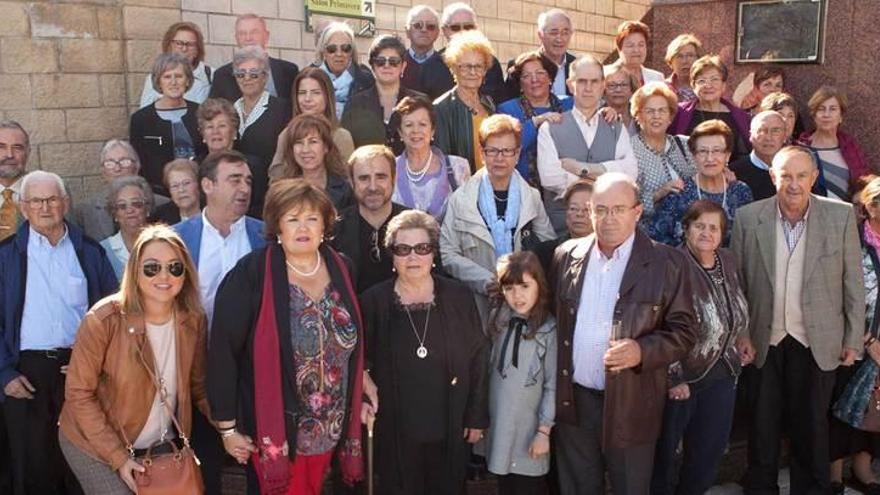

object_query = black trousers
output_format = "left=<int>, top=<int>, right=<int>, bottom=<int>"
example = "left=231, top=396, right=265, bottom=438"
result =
left=192, top=408, right=225, bottom=495
left=743, top=336, right=837, bottom=495
left=377, top=439, right=448, bottom=495
left=3, top=351, right=82, bottom=495
left=555, top=385, right=655, bottom=495
left=496, top=473, right=546, bottom=495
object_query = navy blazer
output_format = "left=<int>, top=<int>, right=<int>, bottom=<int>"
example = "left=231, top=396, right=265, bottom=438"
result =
left=0, top=221, right=118, bottom=394
left=173, top=214, right=267, bottom=266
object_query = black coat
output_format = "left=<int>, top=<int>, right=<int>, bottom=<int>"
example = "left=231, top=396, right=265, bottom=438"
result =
left=360, top=275, right=490, bottom=493
left=330, top=202, right=408, bottom=292
left=209, top=57, right=300, bottom=102
left=130, top=101, right=205, bottom=196
left=418, top=49, right=506, bottom=105
left=339, top=86, right=424, bottom=155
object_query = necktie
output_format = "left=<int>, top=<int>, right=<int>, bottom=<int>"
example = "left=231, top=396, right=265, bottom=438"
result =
left=0, top=189, right=17, bottom=241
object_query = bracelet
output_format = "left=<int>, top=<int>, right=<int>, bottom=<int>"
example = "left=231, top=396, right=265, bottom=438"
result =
left=220, top=428, right=237, bottom=439
left=537, top=429, right=550, bottom=437
left=868, top=336, right=877, bottom=348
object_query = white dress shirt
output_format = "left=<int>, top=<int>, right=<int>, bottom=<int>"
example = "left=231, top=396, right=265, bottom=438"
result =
left=139, top=61, right=212, bottom=109
left=235, top=91, right=270, bottom=135
left=198, top=212, right=252, bottom=327
left=19, top=227, right=88, bottom=351
left=536, top=106, right=637, bottom=198
left=572, top=233, right=635, bottom=390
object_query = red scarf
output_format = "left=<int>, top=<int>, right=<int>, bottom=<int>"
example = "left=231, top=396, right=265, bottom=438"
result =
left=253, top=246, right=365, bottom=493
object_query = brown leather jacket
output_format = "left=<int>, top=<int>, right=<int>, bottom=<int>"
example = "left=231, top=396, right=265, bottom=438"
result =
left=59, top=296, right=210, bottom=470
left=551, top=231, right=697, bottom=449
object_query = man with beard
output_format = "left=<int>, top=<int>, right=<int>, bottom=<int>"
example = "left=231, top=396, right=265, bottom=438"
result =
left=0, top=121, right=29, bottom=243
left=332, top=145, right=408, bottom=293
left=174, top=149, right=265, bottom=494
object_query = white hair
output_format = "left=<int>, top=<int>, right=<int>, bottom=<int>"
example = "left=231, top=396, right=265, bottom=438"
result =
left=233, top=45, right=269, bottom=73
left=771, top=145, right=818, bottom=171
left=537, top=9, right=571, bottom=32
left=315, top=21, right=357, bottom=63
left=593, top=172, right=640, bottom=203
left=750, top=110, right=785, bottom=134
left=406, top=5, right=440, bottom=28
left=441, top=2, right=476, bottom=27
left=235, top=13, right=267, bottom=31
left=100, top=139, right=141, bottom=171
left=20, top=170, right=68, bottom=200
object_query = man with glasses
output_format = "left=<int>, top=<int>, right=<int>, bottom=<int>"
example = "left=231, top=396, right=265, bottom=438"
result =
left=401, top=5, right=441, bottom=95
left=174, top=149, right=265, bottom=494
left=417, top=2, right=506, bottom=102
left=551, top=172, right=696, bottom=495
left=0, top=170, right=117, bottom=495
left=730, top=110, right=788, bottom=200
left=508, top=9, right=577, bottom=98
left=209, top=13, right=300, bottom=103
left=537, top=55, right=637, bottom=234
left=332, top=145, right=408, bottom=293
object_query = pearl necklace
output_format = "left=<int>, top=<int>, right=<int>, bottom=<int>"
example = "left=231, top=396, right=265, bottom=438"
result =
left=286, top=255, right=322, bottom=277
left=405, top=150, right=433, bottom=183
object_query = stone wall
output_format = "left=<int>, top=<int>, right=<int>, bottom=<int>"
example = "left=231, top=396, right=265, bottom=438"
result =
left=0, top=0, right=649, bottom=204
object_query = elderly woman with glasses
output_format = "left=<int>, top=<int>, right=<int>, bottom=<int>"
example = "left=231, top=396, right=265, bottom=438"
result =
left=341, top=34, right=423, bottom=155
left=434, top=30, right=497, bottom=174
left=313, top=22, right=375, bottom=120
left=664, top=34, right=704, bottom=103
left=606, top=20, right=664, bottom=87
left=361, top=209, right=489, bottom=494
left=152, top=159, right=201, bottom=225
left=497, top=51, right=573, bottom=185
left=669, top=55, right=752, bottom=163
left=100, top=176, right=155, bottom=280
left=604, top=62, right=640, bottom=136
left=139, top=22, right=212, bottom=108
left=440, top=114, right=555, bottom=318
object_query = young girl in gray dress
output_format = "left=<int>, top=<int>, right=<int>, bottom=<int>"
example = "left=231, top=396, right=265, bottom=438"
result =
left=482, top=251, right=557, bottom=494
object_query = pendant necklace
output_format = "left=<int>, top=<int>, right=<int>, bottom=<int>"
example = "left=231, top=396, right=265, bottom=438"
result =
left=403, top=303, right=431, bottom=359
left=286, top=255, right=322, bottom=277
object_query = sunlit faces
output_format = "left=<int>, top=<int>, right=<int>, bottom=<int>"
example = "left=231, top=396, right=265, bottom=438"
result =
left=100, top=145, right=137, bottom=183
left=112, top=186, right=149, bottom=232
left=519, top=60, right=551, bottom=102
left=234, top=58, right=267, bottom=98
left=201, top=113, right=236, bottom=153
left=453, top=50, right=487, bottom=92
left=352, top=156, right=394, bottom=212
left=278, top=203, right=325, bottom=257
left=159, top=65, right=190, bottom=100
left=538, top=14, right=572, bottom=63
left=671, top=44, right=698, bottom=80
left=0, top=128, right=28, bottom=182
left=399, top=108, right=434, bottom=153
left=568, top=61, right=605, bottom=111
left=814, top=97, right=843, bottom=133
left=590, top=181, right=642, bottom=249
left=565, top=189, right=593, bottom=238
left=482, top=133, right=519, bottom=185
left=20, top=178, right=70, bottom=234
left=502, top=272, right=540, bottom=317
left=293, top=130, right=329, bottom=173
left=202, top=159, right=252, bottom=219
left=371, top=47, right=405, bottom=86
left=636, top=95, right=673, bottom=137
left=324, top=32, right=354, bottom=76
left=750, top=114, right=786, bottom=160
left=390, top=227, right=434, bottom=278
left=406, top=9, right=440, bottom=51
left=170, top=29, right=199, bottom=64
left=167, top=170, right=199, bottom=212
left=619, top=32, right=647, bottom=67
left=770, top=151, right=819, bottom=216
left=296, top=78, right=327, bottom=116
left=685, top=211, right=723, bottom=256
left=693, top=68, right=726, bottom=105
left=137, top=240, right=186, bottom=308
left=757, top=75, right=784, bottom=96
left=234, top=17, right=269, bottom=49
left=604, top=70, right=634, bottom=109
left=693, top=134, right=730, bottom=178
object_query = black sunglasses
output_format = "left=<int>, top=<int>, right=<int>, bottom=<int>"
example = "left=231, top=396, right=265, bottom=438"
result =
left=372, top=56, right=402, bottom=67
left=446, top=23, right=476, bottom=33
left=325, top=43, right=353, bottom=54
left=233, top=69, right=264, bottom=80
left=390, top=243, right=434, bottom=257
left=142, top=261, right=185, bottom=278
left=411, top=21, right=438, bottom=31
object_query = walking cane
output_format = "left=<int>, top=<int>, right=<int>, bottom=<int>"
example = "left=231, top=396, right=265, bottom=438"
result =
left=367, top=414, right=375, bottom=495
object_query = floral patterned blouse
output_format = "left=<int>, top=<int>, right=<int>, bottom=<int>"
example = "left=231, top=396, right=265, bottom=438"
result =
left=289, top=284, right=357, bottom=455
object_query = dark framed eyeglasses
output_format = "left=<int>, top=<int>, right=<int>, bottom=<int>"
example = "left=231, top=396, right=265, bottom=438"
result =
left=142, top=261, right=185, bottom=278
left=446, top=23, right=476, bottom=32
left=411, top=21, right=438, bottom=31
left=325, top=43, right=353, bottom=54
left=233, top=69, right=265, bottom=80
left=372, top=56, right=402, bottom=68
left=390, top=243, right=434, bottom=257
left=370, top=230, right=382, bottom=263
left=483, top=147, right=518, bottom=158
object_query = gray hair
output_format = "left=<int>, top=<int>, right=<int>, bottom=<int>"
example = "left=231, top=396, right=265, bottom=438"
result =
left=316, top=22, right=357, bottom=64
left=235, top=13, right=267, bottom=31
left=441, top=2, right=476, bottom=27
left=0, top=120, right=30, bottom=149
left=233, top=45, right=269, bottom=73
left=592, top=172, right=641, bottom=204
left=568, top=54, right=604, bottom=81
left=537, top=9, right=572, bottom=32
left=100, top=139, right=141, bottom=171
left=771, top=145, right=818, bottom=171
left=105, top=175, right=154, bottom=216
left=750, top=110, right=785, bottom=134
left=150, top=52, right=194, bottom=93
left=20, top=170, right=68, bottom=200
left=406, top=5, right=439, bottom=28
left=384, top=209, right=440, bottom=249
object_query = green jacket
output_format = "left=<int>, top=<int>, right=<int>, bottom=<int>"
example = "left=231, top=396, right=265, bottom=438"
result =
left=433, top=88, right=495, bottom=173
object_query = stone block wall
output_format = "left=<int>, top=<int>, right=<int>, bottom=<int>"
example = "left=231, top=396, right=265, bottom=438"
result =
left=0, top=0, right=650, bottom=205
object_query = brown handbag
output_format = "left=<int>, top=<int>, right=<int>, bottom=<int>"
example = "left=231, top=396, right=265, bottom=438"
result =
left=117, top=336, right=205, bottom=495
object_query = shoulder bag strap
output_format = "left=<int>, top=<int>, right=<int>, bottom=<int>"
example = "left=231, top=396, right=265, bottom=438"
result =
left=445, top=153, right=458, bottom=191
left=132, top=334, right=192, bottom=449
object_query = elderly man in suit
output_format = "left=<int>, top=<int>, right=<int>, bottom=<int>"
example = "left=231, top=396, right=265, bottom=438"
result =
left=552, top=172, right=697, bottom=495
left=731, top=145, right=864, bottom=495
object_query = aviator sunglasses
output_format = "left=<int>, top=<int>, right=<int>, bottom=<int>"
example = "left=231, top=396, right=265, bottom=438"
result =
left=142, top=260, right=185, bottom=278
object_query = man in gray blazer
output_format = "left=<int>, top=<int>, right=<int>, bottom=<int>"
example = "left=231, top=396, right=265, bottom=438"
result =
left=731, top=145, right=864, bottom=495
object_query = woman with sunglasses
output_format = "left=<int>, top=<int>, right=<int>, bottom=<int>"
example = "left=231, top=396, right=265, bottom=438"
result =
left=341, top=34, right=423, bottom=155
left=59, top=224, right=211, bottom=494
left=100, top=176, right=155, bottom=281
left=313, top=22, right=375, bottom=120
left=209, top=179, right=375, bottom=495
left=360, top=209, right=489, bottom=494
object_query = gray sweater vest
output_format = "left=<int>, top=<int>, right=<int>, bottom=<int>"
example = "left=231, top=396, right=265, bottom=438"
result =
left=547, top=110, right=621, bottom=163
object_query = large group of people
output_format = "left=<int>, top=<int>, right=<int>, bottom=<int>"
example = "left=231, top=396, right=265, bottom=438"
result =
left=0, top=3, right=877, bottom=495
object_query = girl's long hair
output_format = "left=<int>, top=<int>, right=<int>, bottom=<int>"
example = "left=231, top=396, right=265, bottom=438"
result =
left=488, top=251, right=551, bottom=339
